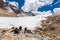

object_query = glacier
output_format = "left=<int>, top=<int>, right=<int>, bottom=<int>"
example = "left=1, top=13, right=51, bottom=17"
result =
left=0, top=14, right=52, bottom=30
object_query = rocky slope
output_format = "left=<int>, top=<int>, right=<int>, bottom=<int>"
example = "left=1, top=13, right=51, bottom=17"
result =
left=0, top=28, right=47, bottom=40
left=35, top=14, right=60, bottom=40
left=0, top=8, right=16, bottom=17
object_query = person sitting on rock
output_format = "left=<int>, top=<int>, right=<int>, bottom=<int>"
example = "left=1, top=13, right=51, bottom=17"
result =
left=14, top=28, right=20, bottom=34
left=11, top=27, right=20, bottom=34
left=24, top=27, right=32, bottom=34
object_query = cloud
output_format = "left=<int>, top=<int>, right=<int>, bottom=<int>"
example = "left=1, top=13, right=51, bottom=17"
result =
left=21, top=0, right=53, bottom=12
left=53, top=8, right=60, bottom=14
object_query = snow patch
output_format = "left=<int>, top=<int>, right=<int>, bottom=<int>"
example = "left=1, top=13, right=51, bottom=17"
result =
left=9, top=1, right=18, bottom=8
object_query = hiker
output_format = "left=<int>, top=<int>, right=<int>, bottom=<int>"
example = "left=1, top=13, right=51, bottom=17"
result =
left=25, top=27, right=27, bottom=31
left=24, top=27, right=27, bottom=33
left=11, top=26, right=22, bottom=34
left=19, top=26, right=22, bottom=30
left=11, top=27, right=20, bottom=34
left=14, top=28, right=20, bottom=34
left=11, top=27, right=16, bottom=32
left=24, top=27, right=32, bottom=33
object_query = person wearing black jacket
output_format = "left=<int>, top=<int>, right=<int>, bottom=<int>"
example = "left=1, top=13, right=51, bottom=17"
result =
left=11, top=26, right=22, bottom=34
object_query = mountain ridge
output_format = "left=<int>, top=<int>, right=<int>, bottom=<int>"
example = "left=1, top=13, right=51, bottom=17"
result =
left=0, top=0, right=36, bottom=17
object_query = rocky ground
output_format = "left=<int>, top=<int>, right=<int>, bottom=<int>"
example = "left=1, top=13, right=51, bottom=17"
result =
left=35, top=14, right=60, bottom=40
left=0, top=28, right=47, bottom=40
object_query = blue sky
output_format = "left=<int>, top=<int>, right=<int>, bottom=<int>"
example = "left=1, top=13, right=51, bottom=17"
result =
left=6, top=0, right=60, bottom=13
left=38, top=0, right=60, bottom=13
left=6, top=0, right=24, bottom=9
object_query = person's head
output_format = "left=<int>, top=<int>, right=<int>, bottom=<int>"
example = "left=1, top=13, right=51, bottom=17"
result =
left=15, top=28, right=17, bottom=29
left=24, top=27, right=27, bottom=31
left=19, top=26, right=22, bottom=30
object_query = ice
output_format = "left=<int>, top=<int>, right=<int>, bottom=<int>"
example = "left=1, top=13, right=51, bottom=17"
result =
left=0, top=15, right=51, bottom=30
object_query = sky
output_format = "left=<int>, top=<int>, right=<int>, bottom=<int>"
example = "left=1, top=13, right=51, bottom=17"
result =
left=4, top=0, right=60, bottom=14
left=38, top=0, right=60, bottom=13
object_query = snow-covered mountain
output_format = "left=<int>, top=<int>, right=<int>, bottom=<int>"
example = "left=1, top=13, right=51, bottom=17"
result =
left=0, top=0, right=36, bottom=17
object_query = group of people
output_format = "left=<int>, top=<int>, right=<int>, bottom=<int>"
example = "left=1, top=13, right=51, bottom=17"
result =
left=11, top=26, right=32, bottom=34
